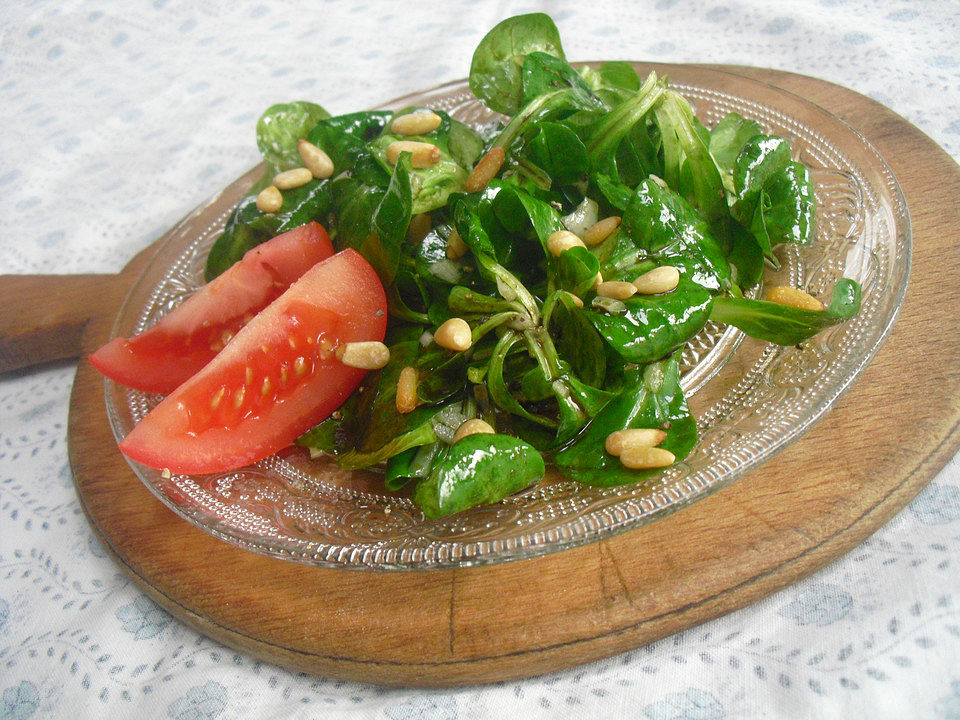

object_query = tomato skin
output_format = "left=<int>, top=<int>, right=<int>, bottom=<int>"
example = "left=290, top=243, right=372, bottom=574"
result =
left=119, top=249, right=387, bottom=475
left=90, top=222, right=334, bottom=394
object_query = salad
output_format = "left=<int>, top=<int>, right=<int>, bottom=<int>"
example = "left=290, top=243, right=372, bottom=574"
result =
left=90, top=13, right=861, bottom=519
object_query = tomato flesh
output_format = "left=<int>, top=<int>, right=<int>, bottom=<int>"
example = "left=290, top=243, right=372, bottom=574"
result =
left=119, top=249, right=387, bottom=474
left=90, top=222, right=334, bottom=394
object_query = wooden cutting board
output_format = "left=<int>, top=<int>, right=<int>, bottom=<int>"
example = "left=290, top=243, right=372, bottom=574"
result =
left=3, top=65, right=959, bottom=687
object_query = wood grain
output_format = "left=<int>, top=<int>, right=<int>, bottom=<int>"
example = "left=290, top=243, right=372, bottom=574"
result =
left=0, top=273, right=118, bottom=372
left=63, top=65, right=960, bottom=686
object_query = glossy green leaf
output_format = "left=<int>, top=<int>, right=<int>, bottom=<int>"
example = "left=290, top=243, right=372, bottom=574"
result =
left=385, top=443, right=443, bottom=491
left=554, top=358, right=696, bottom=486
left=653, top=91, right=727, bottom=226
left=547, top=291, right=606, bottom=388
left=413, top=433, right=545, bottom=518
left=520, top=52, right=603, bottom=111
left=710, top=278, right=861, bottom=345
left=336, top=341, right=441, bottom=469
left=307, top=111, right=392, bottom=175
left=469, top=13, right=566, bottom=115
left=556, top=245, right=601, bottom=297
left=256, top=101, right=329, bottom=171
left=586, top=276, right=713, bottom=364
left=708, top=111, right=763, bottom=176
left=622, top=178, right=731, bottom=291
left=749, top=161, right=816, bottom=249
left=204, top=177, right=333, bottom=280
left=332, top=154, right=412, bottom=285
left=526, top=121, right=588, bottom=186
left=369, top=109, right=469, bottom=213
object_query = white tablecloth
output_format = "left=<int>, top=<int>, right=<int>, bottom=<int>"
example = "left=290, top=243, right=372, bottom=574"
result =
left=2, top=2, right=959, bottom=717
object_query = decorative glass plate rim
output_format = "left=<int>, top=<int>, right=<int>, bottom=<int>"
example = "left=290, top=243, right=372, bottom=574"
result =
left=105, top=64, right=911, bottom=571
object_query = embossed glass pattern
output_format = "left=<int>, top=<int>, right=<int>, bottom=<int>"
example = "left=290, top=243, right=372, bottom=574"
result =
left=104, top=66, right=909, bottom=570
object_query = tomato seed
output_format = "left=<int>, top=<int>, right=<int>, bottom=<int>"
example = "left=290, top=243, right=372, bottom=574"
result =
left=233, top=386, right=246, bottom=409
left=210, top=386, right=226, bottom=409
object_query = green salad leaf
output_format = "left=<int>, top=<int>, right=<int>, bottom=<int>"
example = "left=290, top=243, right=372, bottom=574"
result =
left=206, top=12, right=863, bottom=519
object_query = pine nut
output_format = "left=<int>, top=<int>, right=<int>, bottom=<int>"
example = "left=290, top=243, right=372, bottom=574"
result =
left=256, top=185, right=283, bottom=213
left=453, top=418, right=496, bottom=443
left=273, top=167, right=313, bottom=190
left=633, top=265, right=680, bottom=295
left=406, top=213, right=432, bottom=244
left=335, top=341, right=390, bottom=370
left=547, top=230, right=586, bottom=257
left=465, top=146, right=506, bottom=192
left=605, top=428, right=668, bottom=456
left=386, top=140, right=441, bottom=168
left=766, top=286, right=825, bottom=311
left=597, top=280, right=637, bottom=301
left=592, top=271, right=603, bottom=290
left=434, top=317, right=472, bottom=352
left=446, top=227, right=468, bottom=259
left=396, top=366, right=419, bottom=414
left=391, top=111, right=442, bottom=136
left=563, top=291, right=584, bottom=308
left=297, top=139, right=334, bottom=179
left=583, top=216, right=621, bottom=246
left=620, top=444, right=675, bottom=470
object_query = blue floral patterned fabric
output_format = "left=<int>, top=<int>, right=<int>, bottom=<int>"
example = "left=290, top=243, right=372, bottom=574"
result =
left=1, top=1, right=959, bottom=717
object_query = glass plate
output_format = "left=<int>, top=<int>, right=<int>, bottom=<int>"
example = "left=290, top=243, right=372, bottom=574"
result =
left=104, top=64, right=910, bottom=570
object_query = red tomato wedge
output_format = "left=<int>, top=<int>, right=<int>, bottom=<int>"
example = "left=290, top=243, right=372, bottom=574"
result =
left=90, top=222, right=334, bottom=394
left=118, top=249, right=387, bottom=474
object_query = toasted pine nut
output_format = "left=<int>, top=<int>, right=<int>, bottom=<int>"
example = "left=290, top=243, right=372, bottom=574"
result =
left=453, top=418, right=496, bottom=443
left=583, top=216, right=621, bottom=246
left=620, top=444, right=675, bottom=470
left=592, top=271, right=604, bottom=290
left=434, top=317, right=472, bottom=352
left=396, top=366, right=419, bottom=414
left=546, top=230, right=586, bottom=257
left=256, top=185, right=283, bottom=213
left=649, top=174, right=668, bottom=189
left=273, top=167, right=313, bottom=190
left=465, top=147, right=505, bottom=192
left=407, top=213, right=432, bottom=244
left=766, top=286, right=825, bottom=311
left=597, top=280, right=637, bottom=301
left=391, top=111, right=442, bottom=136
left=386, top=140, right=441, bottom=168
left=298, top=139, right=334, bottom=179
left=633, top=265, right=680, bottom=295
left=335, top=341, right=390, bottom=370
left=563, top=291, right=584, bottom=308
left=446, top=227, right=468, bottom=259
left=605, top=428, right=668, bottom=456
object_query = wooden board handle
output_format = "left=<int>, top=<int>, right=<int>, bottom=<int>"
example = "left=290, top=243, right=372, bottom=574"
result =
left=0, top=274, right=118, bottom=373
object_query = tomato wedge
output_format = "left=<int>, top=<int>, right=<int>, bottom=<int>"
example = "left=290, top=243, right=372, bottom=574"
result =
left=90, top=222, right=334, bottom=394
left=119, top=249, right=387, bottom=474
